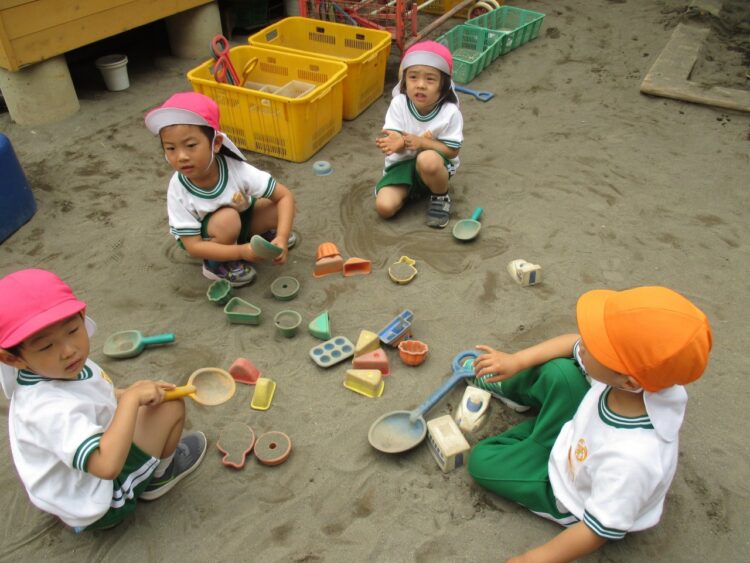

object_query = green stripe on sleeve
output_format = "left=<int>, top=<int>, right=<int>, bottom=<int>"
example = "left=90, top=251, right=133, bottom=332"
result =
left=583, top=511, right=626, bottom=540
left=73, top=433, right=103, bottom=472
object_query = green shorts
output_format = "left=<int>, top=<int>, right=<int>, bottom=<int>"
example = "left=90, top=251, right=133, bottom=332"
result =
left=375, top=153, right=454, bottom=199
left=467, top=358, right=590, bottom=522
left=84, top=443, right=158, bottom=531
left=177, top=204, right=255, bottom=249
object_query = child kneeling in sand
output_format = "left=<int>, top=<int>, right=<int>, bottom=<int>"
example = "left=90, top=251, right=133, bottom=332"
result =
left=468, top=286, right=712, bottom=561
left=145, top=92, right=297, bottom=287
left=374, top=41, right=463, bottom=228
left=0, top=269, right=206, bottom=531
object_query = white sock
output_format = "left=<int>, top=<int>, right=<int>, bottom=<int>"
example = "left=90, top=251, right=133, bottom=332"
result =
left=152, top=452, right=175, bottom=479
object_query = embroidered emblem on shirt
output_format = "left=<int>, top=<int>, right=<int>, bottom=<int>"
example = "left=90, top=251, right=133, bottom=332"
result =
left=232, top=191, right=247, bottom=207
left=575, top=438, right=588, bottom=462
left=100, top=370, right=113, bottom=386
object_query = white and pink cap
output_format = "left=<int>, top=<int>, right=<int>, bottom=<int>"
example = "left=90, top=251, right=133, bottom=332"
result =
left=144, top=92, right=246, bottom=161
left=391, top=40, right=457, bottom=100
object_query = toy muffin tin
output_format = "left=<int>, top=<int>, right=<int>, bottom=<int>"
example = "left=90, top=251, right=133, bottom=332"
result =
left=309, top=336, right=354, bottom=367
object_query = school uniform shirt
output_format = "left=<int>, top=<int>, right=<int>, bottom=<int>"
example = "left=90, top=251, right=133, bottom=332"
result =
left=167, top=154, right=277, bottom=239
left=382, top=93, right=463, bottom=171
left=8, top=360, right=135, bottom=527
left=548, top=380, right=684, bottom=539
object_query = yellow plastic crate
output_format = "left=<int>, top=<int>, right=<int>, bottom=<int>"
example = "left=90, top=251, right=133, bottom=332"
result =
left=248, top=17, right=392, bottom=120
left=187, top=45, right=347, bottom=162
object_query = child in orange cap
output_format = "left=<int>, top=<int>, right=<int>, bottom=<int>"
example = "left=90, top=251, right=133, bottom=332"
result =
left=0, top=269, right=206, bottom=531
left=467, top=286, right=712, bottom=561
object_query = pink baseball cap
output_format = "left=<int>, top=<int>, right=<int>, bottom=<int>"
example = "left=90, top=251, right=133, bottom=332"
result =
left=144, top=91, right=246, bottom=161
left=402, top=41, right=453, bottom=75
left=0, top=269, right=87, bottom=349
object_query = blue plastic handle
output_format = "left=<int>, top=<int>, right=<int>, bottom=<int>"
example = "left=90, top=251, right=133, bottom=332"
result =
left=409, top=369, right=474, bottom=422
left=454, top=85, right=495, bottom=102
left=470, top=207, right=484, bottom=221
left=142, top=333, right=176, bottom=346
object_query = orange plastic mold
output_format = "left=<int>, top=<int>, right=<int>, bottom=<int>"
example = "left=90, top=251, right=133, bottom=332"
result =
left=313, top=255, right=345, bottom=278
left=316, top=242, right=341, bottom=261
left=343, top=257, right=371, bottom=277
left=398, top=339, right=429, bottom=366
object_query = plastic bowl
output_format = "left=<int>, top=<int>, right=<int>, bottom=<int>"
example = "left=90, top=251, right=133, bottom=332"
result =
left=398, top=339, right=429, bottom=366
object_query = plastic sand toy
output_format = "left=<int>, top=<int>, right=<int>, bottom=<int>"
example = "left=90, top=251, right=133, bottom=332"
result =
left=426, top=415, right=471, bottom=472
left=164, top=367, right=236, bottom=406
left=344, top=369, right=385, bottom=398
left=452, top=207, right=484, bottom=241
left=250, top=234, right=283, bottom=259
left=228, top=358, right=261, bottom=385
left=254, top=431, right=292, bottom=466
left=507, top=259, right=542, bottom=286
left=313, top=242, right=344, bottom=278
left=308, top=311, right=331, bottom=340
left=217, top=422, right=256, bottom=469
left=398, top=339, right=429, bottom=366
left=274, top=310, right=302, bottom=337
left=309, top=336, right=355, bottom=368
left=224, top=297, right=262, bottom=325
left=353, top=347, right=390, bottom=376
left=270, top=276, right=300, bottom=301
left=378, top=310, right=414, bottom=347
left=388, top=256, right=417, bottom=284
left=102, top=330, right=175, bottom=359
left=368, top=350, right=476, bottom=454
left=207, top=279, right=232, bottom=304
left=250, top=378, right=276, bottom=410
left=343, top=257, right=371, bottom=276
left=453, top=386, right=491, bottom=433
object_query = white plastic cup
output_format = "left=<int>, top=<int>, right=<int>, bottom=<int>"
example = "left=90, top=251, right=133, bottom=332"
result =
left=95, top=54, right=129, bottom=91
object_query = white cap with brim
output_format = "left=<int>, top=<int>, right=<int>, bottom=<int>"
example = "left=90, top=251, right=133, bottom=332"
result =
left=144, top=107, right=246, bottom=162
left=390, top=50, right=458, bottom=105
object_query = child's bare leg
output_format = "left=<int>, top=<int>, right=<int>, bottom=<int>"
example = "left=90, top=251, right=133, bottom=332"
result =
left=375, top=185, right=409, bottom=218
left=132, top=400, right=185, bottom=458
left=249, top=199, right=285, bottom=235
left=416, top=150, right=449, bottom=195
left=205, top=206, right=241, bottom=244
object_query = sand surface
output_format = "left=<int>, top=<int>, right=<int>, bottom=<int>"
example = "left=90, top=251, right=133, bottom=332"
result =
left=1, top=0, right=749, bottom=561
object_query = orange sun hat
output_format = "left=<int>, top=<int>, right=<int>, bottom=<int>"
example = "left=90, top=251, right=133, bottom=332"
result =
left=576, top=286, right=712, bottom=392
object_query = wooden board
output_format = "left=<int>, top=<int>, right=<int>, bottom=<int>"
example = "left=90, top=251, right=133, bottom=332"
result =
left=640, top=23, right=750, bottom=113
left=0, top=0, right=211, bottom=71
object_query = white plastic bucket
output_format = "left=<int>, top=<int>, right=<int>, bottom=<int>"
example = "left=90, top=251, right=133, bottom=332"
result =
left=95, top=54, right=129, bottom=91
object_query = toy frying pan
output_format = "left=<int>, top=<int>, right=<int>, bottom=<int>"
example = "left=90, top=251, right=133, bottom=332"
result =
left=454, top=85, right=495, bottom=102
left=452, top=208, right=484, bottom=241
left=103, top=330, right=175, bottom=359
left=368, top=350, right=480, bottom=454
left=163, top=367, right=236, bottom=406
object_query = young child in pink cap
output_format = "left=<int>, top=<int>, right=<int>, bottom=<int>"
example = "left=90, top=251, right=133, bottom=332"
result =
left=467, top=286, right=712, bottom=561
left=375, top=40, right=464, bottom=228
left=0, top=269, right=206, bottom=531
left=145, top=91, right=297, bottom=287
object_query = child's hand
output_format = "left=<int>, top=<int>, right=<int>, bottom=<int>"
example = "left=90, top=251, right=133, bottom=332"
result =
left=122, top=380, right=171, bottom=407
left=473, top=345, right=522, bottom=383
left=239, top=243, right=261, bottom=263
left=269, top=235, right=289, bottom=265
left=402, top=133, right=422, bottom=152
left=375, top=130, right=405, bottom=155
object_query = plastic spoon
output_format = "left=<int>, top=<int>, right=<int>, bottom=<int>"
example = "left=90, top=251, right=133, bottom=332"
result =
left=454, top=84, right=495, bottom=102
left=102, top=330, right=175, bottom=359
left=368, top=350, right=480, bottom=454
left=163, top=367, right=236, bottom=406
left=452, top=207, right=484, bottom=241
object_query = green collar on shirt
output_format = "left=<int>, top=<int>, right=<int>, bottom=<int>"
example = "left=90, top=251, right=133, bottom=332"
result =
left=598, top=387, right=654, bottom=430
left=407, top=98, right=444, bottom=122
left=178, top=154, right=228, bottom=199
left=17, top=364, right=93, bottom=386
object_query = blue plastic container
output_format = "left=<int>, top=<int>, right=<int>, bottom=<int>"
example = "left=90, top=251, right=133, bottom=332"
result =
left=0, top=133, right=36, bottom=244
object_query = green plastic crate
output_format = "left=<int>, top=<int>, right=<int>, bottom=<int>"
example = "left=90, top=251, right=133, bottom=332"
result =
left=436, top=25, right=505, bottom=84
left=466, top=6, right=545, bottom=53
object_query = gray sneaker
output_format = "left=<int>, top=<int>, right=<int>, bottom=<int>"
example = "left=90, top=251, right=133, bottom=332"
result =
left=469, top=377, right=531, bottom=413
left=426, top=194, right=451, bottom=228
left=202, top=260, right=256, bottom=287
left=141, top=431, right=207, bottom=501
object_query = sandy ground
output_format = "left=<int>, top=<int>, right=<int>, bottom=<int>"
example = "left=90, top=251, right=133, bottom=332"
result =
left=1, top=0, right=749, bottom=561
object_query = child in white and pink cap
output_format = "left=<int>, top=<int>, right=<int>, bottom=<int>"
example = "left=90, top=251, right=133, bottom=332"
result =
left=374, top=40, right=464, bottom=228
left=145, top=92, right=297, bottom=287
left=0, top=269, right=206, bottom=531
